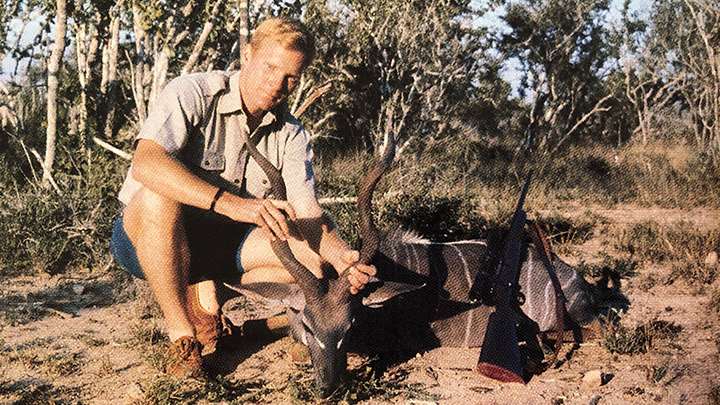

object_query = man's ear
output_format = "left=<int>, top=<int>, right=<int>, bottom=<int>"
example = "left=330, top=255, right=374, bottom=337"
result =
left=242, top=46, right=252, bottom=64
left=361, top=280, right=426, bottom=308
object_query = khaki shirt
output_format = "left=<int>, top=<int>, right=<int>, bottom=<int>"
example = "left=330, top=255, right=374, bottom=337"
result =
left=117, top=71, right=321, bottom=218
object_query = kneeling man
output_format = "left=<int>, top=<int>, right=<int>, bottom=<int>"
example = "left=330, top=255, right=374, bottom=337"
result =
left=110, top=17, right=375, bottom=378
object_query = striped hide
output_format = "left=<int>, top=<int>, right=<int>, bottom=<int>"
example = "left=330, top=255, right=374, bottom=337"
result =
left=346, top=229, right=596, bottom=353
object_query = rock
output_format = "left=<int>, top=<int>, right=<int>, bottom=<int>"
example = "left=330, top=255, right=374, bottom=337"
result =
left=288, top=342, right=310, bottom=364
left=72, top=284, right=85, bottom=295
left=125, top=383, right=143, bottom=401
left=705, top=251, right=718, bottom=267
left=582, top=369, right=611, bottom=387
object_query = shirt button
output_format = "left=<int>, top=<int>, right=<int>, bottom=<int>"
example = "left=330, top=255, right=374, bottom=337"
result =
left=234, top=179, right=240, bottom=184
left=262, top=179, right=268, bottom=185
left=204, top=160, right=210, bottom=166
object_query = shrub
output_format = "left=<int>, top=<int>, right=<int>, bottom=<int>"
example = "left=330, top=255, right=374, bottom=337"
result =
left=379, top=192, right=488, bottom=242
left=0, top=148, right=126, bottom=276
left=535, top=211, right=601, bottom=254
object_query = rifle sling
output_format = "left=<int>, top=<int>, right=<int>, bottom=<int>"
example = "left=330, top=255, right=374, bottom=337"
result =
left=527, top=220, right=567, bottom=366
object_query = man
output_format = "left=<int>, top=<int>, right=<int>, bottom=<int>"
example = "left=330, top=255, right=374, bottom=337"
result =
left=110, top=17, right=376, bottom=378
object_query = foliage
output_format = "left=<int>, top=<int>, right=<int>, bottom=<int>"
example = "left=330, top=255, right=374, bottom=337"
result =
left=301, top=0, right=498, bottom=154
left=0, top=139, right=126, bottom=276
left=140, top=375, right=273, bottom=404
left=286, top=361, right=440, bottom=403
left=496, top=0, right=616, bottom=154
left=379, top=193, right=487, bottom=242
left=646, top=0, right=720, bottom=163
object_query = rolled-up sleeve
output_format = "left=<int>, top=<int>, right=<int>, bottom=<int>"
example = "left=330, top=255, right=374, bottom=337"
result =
left=136, top=78, right=204, bottom=154
left=283, top=126, right=321, bottom=218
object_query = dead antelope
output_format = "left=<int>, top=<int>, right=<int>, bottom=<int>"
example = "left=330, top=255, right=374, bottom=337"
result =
left=229, top=133, right=597, bottom=396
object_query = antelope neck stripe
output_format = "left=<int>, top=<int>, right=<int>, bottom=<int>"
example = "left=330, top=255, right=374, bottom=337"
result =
left=389, top=243, right=398, bottom=274
left=450, top=245, right=473, bottom=348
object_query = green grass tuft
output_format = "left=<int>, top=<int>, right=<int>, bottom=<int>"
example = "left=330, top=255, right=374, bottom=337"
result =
left=140, top=374, right=272, bottom=404
left=603, top=316, right=682, bottom=355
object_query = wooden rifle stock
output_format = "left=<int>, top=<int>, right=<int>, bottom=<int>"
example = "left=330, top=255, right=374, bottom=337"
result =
left=476, top=173, right=532, bottom=383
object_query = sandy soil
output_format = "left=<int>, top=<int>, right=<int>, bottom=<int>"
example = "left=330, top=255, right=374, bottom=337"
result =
left=1, top=207, right=719, bottom=404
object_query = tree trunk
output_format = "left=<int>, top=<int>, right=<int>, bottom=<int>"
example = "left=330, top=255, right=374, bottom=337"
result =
left=238, top=0, right=249, bottom=68
left=75, top=22, right=100, bottom=147
left=132, top=2, right=147, bottom=123
left=43, top=0, right=67, bottom=188
left=182, top=0, right=223, bottom=75
left=101, top=5, right=121, bottom=138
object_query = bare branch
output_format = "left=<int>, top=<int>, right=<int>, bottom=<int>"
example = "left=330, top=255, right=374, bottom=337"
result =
left=293, top=82, right=333, bottom=118
left=92, top=137, right=132, bottom=160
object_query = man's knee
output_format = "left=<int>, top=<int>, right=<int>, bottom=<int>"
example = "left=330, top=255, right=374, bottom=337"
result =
left=123, top=188, right=186, bottom=244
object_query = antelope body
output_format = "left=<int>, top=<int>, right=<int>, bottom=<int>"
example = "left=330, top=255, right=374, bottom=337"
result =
left=344, top=230, right=595, bottom=353
left=235, top=131, right=597, bottom=395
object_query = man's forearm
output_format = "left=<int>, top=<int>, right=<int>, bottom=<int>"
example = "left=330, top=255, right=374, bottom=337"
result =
left=133, top=139, right=218, bottom=210
left=292, top=213, right=353, bottom=272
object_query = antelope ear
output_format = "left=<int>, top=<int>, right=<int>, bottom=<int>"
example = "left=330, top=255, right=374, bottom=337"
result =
left=361, top=280, right=426, bottom=308
left=223, top=282, right=307, bottom=311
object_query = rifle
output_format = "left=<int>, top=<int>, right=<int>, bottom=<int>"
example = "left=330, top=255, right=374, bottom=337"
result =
left=476, top=173, right=532, bottom=383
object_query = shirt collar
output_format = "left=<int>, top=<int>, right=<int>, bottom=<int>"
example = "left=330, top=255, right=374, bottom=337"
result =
left=217, top=71, right=285, bottom=126
left=217, top=71, right=244, bottom=115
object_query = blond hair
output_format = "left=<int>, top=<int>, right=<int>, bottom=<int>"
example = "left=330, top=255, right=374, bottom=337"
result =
left=250, top=17, right=316, bottom=65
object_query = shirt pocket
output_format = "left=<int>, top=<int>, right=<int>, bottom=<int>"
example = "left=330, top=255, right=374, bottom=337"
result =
left=200, top=149, right=225, bottom=172
left=244, top=159, right=272, bottom=199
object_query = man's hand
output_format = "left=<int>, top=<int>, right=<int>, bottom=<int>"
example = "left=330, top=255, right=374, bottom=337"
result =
left=339, top=250, right=377, bottom=295
left=215, top=193, right=296, bottom=241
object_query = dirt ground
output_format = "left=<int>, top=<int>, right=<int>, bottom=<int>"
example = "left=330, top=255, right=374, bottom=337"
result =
left=1, top=205, right=719, bottom=404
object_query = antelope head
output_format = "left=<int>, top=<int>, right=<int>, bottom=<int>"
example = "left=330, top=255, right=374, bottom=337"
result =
left=237, top=131, right=422, bottom=396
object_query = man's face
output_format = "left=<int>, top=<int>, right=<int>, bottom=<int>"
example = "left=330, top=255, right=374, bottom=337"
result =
left=240, top=40, right=307, bottom=117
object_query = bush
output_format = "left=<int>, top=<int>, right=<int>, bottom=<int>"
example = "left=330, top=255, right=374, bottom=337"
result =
left=378, top=192, right=487, bottom=242
left=0, top=149, right=126, bottom=276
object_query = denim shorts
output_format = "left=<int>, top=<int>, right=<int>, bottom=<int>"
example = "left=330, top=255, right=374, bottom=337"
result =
left=110, top=211, right=253, bottom=283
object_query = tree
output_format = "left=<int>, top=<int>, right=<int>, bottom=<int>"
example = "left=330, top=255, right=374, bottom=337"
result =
left=43, top=0, right=67, bottom=190
left=647, top=0, right=720, bottom=163
left=496, top=0, right=615, bottom=155
left=299, top=0, right=490, bottom=157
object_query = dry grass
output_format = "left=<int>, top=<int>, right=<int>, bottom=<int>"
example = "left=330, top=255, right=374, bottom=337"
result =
left=285, top=361, right=440, bottom=403
left=611, top=220, right=719, bottom=291
left=138, top=375, right=272, bottom=404
left=612, top=221, right=719, bottom=264
left=603, top=316, right=682, bottom=355
left=536, top=211, right=602, bottom=254
left=576, top=254, right=639, bottom=280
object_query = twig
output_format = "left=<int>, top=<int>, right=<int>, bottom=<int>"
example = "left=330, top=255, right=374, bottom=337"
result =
left=28, top=147, right=62, bottom=194
left=318, top=196, right=357, bottom=205
left=18, top=138, right=39, bottom=183
left=45, top=306, right=77, bottom=319
left=293, top=81, right=333, bottom=118
left=92, top=136, right=132, bottom=160
left=318, top=191, right=401, bottom=206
